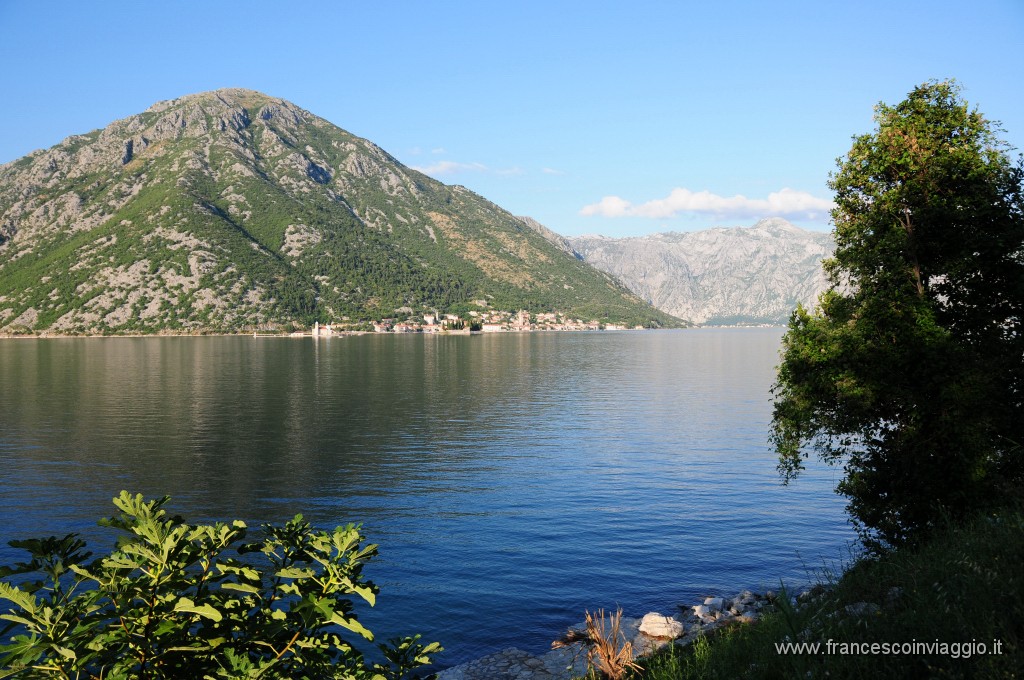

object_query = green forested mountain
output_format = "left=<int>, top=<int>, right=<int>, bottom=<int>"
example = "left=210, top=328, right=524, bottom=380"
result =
left=0, top=89, right=677, bottom=334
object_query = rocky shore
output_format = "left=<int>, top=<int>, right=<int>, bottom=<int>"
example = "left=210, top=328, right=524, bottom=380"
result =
left=436, top=589, right=777, bottom=680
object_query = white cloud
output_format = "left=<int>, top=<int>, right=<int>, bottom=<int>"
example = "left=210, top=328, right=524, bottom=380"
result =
left=580, top=195, right=633, bottom=217
left=542, top=167, right=566, bottom=175
left=410, top=160, right=487, bottom=176
left=580, top=187, right=834, bottom=221
left=431, top=147, right=446, bottom=154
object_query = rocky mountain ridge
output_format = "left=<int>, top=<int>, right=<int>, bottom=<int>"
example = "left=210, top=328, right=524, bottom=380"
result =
left=566, top=218, right=834, bottom=325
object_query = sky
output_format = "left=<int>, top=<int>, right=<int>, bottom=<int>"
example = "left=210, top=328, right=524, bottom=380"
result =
left=1, top=1, right=1021, bottom=238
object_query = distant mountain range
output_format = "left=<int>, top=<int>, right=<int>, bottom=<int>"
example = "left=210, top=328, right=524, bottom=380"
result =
left=565, top=218, right=834, bottom=325
left=0, top=89, right=676, bottom=335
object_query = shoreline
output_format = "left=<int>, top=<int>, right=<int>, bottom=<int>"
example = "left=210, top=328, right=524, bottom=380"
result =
left=0, top=325, right=788, bottom=340
left=0, top=327, right=658, bottom=340
left=436, top=587, right=795, bottom=680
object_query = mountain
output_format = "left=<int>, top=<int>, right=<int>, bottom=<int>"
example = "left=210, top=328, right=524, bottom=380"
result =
left=0, top=89, right=677, bottom=335
left=567, top=218, right=834, bottom=325
left=515, top=215, right=582, bottom=260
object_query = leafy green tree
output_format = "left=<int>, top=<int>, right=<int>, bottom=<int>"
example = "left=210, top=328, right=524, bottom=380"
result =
left=0, top=492, right=441, bottom=679
left=771, top=81, right=1024, bottom=550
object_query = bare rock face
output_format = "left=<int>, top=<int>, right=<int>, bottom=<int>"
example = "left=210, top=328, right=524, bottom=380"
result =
left=515, top=216, right=583, bottom=260
left=568, top=218, right=834, bottom=325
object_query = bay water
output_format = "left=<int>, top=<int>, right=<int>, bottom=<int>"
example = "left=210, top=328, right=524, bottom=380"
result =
left=0, top=329, right=852, bottom=665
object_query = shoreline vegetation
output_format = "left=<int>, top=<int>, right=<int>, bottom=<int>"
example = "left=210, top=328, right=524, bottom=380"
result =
left=438, top=505, right=1022, bottom=679
left=0, top=493, right=443, bottom=679
left=624, top=505, right=1022, bottom=679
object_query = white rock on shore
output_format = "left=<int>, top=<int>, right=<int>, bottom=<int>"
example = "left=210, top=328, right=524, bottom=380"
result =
left=437, top=588, right=784, bottom=680
left=638, top=612, right=685, bottom=639
left=703, top=596, right=724, bottom=612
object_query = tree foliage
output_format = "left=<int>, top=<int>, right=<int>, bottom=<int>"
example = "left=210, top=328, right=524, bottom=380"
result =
left=771, top=80, right=1024, bottom=549
left=0, top=492, right=441, bottom=679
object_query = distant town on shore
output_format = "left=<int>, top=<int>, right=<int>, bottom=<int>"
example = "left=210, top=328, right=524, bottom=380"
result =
left=301, top=307, right=641, bottom=337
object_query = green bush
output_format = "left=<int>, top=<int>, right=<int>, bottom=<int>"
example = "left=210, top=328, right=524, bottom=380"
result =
left=0, top=492, right=441, bottom=679
left=635, top=507, right=1023, bottom=679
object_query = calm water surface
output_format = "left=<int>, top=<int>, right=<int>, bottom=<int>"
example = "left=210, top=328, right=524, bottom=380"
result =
left=0, top=329, right=853, bottom=665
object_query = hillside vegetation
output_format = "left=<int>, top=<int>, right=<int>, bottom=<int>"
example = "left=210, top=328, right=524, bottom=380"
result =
left=0, top=89, right=677, bottom=334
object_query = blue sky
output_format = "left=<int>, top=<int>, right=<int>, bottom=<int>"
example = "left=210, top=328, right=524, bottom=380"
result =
left=1, top=1, right=1021, bottom=237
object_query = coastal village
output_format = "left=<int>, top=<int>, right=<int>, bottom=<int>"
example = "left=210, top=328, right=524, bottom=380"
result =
left=300, top=307, right=644, bottom=337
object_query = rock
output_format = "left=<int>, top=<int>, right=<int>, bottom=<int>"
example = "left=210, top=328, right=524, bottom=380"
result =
left=639, top=612, right=685, bottom=639
left=305, top=160, right=332, bottom=184
left=692, top=604, right=711, bottom=619
left=703, top=596, right=724, bottom=612
left=540, top=643, right=588, bottom=678
left=799, top=584, right=830, bottom=603
left=633, top=633, right=670, bottom=656
left=844, top=602, right=880, bottom=617
left=618, top=616, right=642, bottom=635
left=437, top=647, right=556, bottom=680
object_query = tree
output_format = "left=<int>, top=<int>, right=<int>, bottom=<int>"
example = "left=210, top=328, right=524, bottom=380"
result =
left=771, top=80, right=1024, bottom=550
left=0, top=492, right=441, bottom=679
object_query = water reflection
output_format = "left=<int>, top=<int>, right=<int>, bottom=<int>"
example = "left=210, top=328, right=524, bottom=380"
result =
left=0, top=330, right=852, bottom=664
